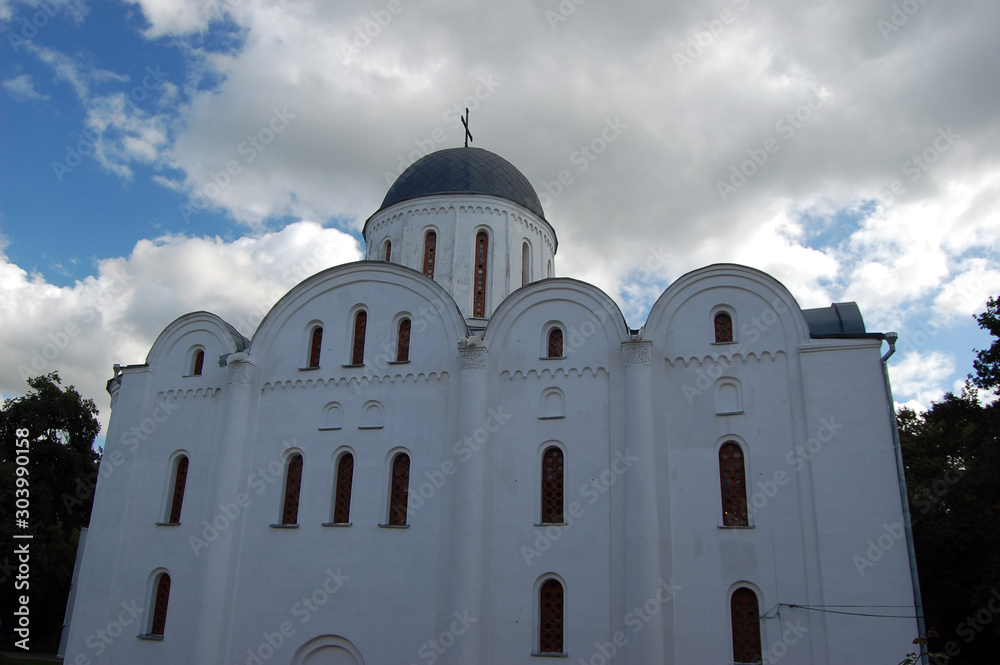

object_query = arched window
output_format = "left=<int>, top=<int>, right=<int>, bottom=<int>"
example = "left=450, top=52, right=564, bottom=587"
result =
left=547, top=328, right=563, bottom=358
left=150, top=573, right=171, bottom=636
left=388, top=453, right=410, bottom=526
left=423, top=231, right=436, bottom=278
left=384, top=239, right=392, bottom=262
left=522, top=241, right=531, bottom=286
left=720, top=442, right=748, bottom=527
left=731, top=588, right=763, bottom=664
left=333, top=453, right=354, bottom=524
left=192, top=350, right=204, bottom=376
left=351, top=311, right=367, bottom=365
left=396, top=318, right=411, bottom=362
left=167, top=456, right=189, bottom=524
left=715, top=312, right=734, bottom=343
left=539, top=579, right=564, bottom=654
left=473, top=231, right=489, bottom=317
left=282, top=454, right=303, bottom=525
left=541, top=447, right=564, bottom=524
left=309, top=326, right=323, bottom=368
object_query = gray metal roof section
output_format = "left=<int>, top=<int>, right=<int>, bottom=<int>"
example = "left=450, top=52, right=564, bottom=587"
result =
left=378, top=147, right=546, bottom=218
left=802, top=302, right=868, bottom=337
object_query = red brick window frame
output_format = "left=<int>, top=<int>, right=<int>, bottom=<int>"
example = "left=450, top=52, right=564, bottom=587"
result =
left=715, top=311, right=734, bottom=343
left=423, top=231, right=436, bottom=278
left=309, top=326, right=323, bottom=368
left=351, top=311, right=367, bottom=365
left=388, top=453, right=410, bottom=526
left=473, top=231, right=489, bottom=317
left=731, top=587, right=763, bottom=664
left=282, top=454, right=303, bottom=525
left=547, top=327, right=563, bottom=358
left=720, top=442, right=749, bottom=527
left=167, top=456, right=188, bottom=524
left=541, top=446, right=564, bottom=524
left=396, top=318, right=411, bottom=362
left=538, top=578, right=564, bottom=654
left=150, top=573, right=171, bottom=636
left=333, top=453, right=353, bottom=524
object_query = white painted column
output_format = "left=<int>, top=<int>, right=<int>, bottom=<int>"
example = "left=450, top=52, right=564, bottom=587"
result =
left=621, top=340, right=666, bottom=664
left=191, top=352, right=255, bottom=663
left=448, top=345, right=489, bottom=664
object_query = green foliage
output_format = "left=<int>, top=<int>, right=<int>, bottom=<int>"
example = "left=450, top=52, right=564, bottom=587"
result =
left=971, top=296, right=1000, bottom=391
left=0, top=372, right=101, bottom=649
left=899, top=297, right=1000, bottom=664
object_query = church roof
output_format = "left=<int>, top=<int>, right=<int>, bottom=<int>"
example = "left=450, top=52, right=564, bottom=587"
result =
left=378, top=147, right=545, bottom=218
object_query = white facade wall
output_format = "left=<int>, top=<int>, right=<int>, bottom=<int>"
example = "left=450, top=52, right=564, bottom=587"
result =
left=64, top=186, right=919, bottom=665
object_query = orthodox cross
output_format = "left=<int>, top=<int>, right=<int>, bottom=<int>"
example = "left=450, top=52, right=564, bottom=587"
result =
left=462, top=107, right=473, bottom=147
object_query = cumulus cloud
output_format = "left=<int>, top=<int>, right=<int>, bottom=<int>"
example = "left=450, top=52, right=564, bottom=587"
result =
left=0, top=222, right=361, bottom=431
left=888, top=351, right=956, bottom=407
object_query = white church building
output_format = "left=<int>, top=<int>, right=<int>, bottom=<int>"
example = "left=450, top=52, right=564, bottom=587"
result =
left=63, top=147, right=921, bottom=664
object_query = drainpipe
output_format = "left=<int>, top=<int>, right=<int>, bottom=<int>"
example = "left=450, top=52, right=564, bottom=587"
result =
left=880, top=332, right=928, bottom=662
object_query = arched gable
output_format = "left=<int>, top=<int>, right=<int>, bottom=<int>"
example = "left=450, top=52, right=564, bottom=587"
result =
left=144, top=311, right=249, bottom=377
left=644, top=264, right=812, bottom=363
left=249, top=262, right=469, bottom=374
left=483, top=278, right=629, bottom=368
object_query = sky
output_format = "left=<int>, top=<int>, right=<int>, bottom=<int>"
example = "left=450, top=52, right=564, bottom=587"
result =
left=1, top=0, right=998, bottom=444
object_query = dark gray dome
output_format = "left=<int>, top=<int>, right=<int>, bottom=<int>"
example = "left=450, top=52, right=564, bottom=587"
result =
left=379, top=148, right=545, bottom=218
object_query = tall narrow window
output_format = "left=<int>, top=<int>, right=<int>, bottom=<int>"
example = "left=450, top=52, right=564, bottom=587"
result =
left=396, top=318, right=411, bottom=362
left=192, top=350, right=204, bottom=376
left=150, top=573, right=171, bottom=636
left=473, top=231, right=489, bottom=317
left=309, top=326, right=323, bottom=368
left=282, top=454, right=303, bottom=525
left=539, top=579, right=564, bottom=654
left=541, top=447, right=564, bottom=524
left=547, top=328, right=563, bottom=358
left=720, top=442, right=749, bottom=526
left=522, top=241, right=531, bottom=286
left=384, top=239, right=392, bottom=262
left=423, top=231, right=436, bottom=278
left=351, top=311, right=367, bottom=365
left=167, top=456, right=189, bottom=524
left=731, top=588, right=763, bottom=664
left=333, top=453, right=354, bottom=524
left=388, top=453, right=410, bottom=526
left=715, top=312, right=734, bottom=343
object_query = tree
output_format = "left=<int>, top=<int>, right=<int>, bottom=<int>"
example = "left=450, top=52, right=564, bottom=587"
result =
left=0, top=372, right=101, bottom=650
left=971, top=295, right=1000, bottom=392
left=898, top=297, right=1000, bottom=664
